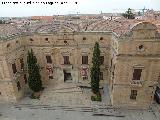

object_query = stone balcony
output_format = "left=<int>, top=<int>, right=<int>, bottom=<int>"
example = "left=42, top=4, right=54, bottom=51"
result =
left=61, top=64, right=73, bottom=69
left=81, top=64, right=89, bottom=68
left=130, top=80, right=144, bottom=87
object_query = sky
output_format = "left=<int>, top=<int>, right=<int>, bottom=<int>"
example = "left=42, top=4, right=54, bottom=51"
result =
left=0, top=0, right=160, bottom=17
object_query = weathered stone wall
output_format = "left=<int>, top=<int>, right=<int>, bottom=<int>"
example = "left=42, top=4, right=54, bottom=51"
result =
left=25, top=32, right=111, bottom=86
left=0, top=37, right=27, bottom=103
left=111, top=22, right=160, bottom=108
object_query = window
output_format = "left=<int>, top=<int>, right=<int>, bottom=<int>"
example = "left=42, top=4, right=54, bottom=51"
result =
left=100, top=56, right=104, bottom=65
left=99, top=72, right=103, bottom=80
left=83, top=76, right=88, bottom=80
left=132, top=69, right=142, bottom=80
left=7, top=43, right=10, bottom=48
left=82, top=56, right=88, bottom=64
left=139, top=45, right=143, bottom=50
left=20, top=58, right=24, bottom=69
left=17, top=81, right=21, bottom=91
left=49, top=76, right=53, bottom=79
left=46, top=55, right=52, bottom=63
left=45, top=38, right=48, bottom=41
left=100, top=37, right=103, bottom=40
left=64, top=71, right=72, bottom=81
left=111, top=58, right=113, bottom=67
left=130, top=90, right=137, bottom=100
left=24, top=74, right=27, bottom=84
left=83, top=37, right=86, bottom=40
left=63, top=56, right=70, bottom=64
left=138, top=45, right=145, bottom=51
left=112, top=65, right=115, bottom=78
left=30, top=38, right=33, bottom=41
left=64, top=40, right=67, bottom=44
left=12, top=63, right=17, bottom=74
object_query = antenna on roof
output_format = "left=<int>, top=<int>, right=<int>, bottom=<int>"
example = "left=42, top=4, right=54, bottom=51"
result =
left=142, top=6, right=147, bottom=15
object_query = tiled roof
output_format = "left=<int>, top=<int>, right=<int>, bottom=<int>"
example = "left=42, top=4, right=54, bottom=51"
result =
left=29, top=16, right=54, bottom=21
left=0, top=24, right=24, bottom=40
left=0, top=15, right=160, bottom=40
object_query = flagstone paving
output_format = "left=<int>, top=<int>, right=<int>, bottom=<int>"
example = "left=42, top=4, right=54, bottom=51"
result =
left=0, top=82, right=160, bottom=120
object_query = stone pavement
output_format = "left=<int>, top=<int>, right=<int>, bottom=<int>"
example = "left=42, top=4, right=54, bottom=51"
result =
left=101, top=83, right=111, bottom=105
left=18, top=82, right=91, bottom=107
left=150, top=103, right=160, bottom=119
left=0, top=82, right=160, bottom=120
left=0, top=102, right=160, bottom=120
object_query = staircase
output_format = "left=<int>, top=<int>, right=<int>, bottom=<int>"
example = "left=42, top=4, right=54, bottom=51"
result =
left=13, top=103, right=93, bottom=112
left=39, top=83, right=91, bottom=106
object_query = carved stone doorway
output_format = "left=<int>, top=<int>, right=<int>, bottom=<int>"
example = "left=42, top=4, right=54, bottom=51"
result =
left=63, top=70, right=72, bottom=82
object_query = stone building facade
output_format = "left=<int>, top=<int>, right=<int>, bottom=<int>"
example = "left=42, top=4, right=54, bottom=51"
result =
left=0, top=19, right=160, bottom=108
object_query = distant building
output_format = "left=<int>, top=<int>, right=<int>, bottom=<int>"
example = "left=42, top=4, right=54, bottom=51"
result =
left=29, top=16, right=54, bottom=22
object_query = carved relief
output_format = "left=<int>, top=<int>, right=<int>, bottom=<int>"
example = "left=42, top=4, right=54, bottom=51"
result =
left=131, top=22, right=157, bottom=39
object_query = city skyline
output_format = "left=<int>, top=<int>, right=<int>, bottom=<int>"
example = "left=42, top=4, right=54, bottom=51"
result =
left=0, top=0, right=160, bottom=17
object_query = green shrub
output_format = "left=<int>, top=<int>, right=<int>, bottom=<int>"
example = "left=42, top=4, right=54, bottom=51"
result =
left=91, top=94, right=102, bottom=101
left=30, top=93, right=40, bottom=99
left=91, top=96, right=96, bottom=101
left=96, top=94, right=102, bottom=101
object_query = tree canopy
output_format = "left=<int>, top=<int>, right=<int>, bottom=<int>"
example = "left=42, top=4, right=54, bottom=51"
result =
left=122, top=8, right=135, bottom=19
left=90, top=42, right=101, bottom=94
left=27, top=49, right=42, bottom=92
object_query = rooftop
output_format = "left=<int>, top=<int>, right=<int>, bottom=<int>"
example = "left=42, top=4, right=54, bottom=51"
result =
left=0, top=11, right=160, bottom=40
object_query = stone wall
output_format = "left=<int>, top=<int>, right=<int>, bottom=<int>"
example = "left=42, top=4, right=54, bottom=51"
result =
left=110, top=22, right=160, bottom=108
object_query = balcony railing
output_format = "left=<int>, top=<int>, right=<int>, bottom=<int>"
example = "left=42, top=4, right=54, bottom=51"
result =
left=130, top=80, right=144, bottom=87
left=61, top=64, right=73, bottom=69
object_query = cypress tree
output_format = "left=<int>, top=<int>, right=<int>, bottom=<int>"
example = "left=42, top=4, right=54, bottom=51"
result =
left=122, top=8, right=135, bottom=19
left=27, top=49, right=42, bottom=93
left=90, top=42, right=100, bottom=94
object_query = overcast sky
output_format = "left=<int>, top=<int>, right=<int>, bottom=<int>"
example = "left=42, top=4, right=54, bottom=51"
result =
left=0, top=0, right=160, bottom=17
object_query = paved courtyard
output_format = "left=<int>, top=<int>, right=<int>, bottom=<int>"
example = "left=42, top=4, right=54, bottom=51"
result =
left=0, top=82, right=160, bottom=120
left=0, top=102, right=160, bottom=120
left=19, top=82, right=92, bottom=107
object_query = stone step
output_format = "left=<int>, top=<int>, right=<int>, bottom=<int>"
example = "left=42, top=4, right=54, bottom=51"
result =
left=93, top=107, right=125, bottom=117
left=49, top=86, right=79, bottom=91
left=93, top=113, right=125, bottom=117
left=13, top=104, right=93, bottom=112
left=40, top=93, right=82, bottom=98
left=42, top=87, right=82, bottom=94
left=42, top=90, right=82, bottom=93
left=14, top=104, right=92, bottom=109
